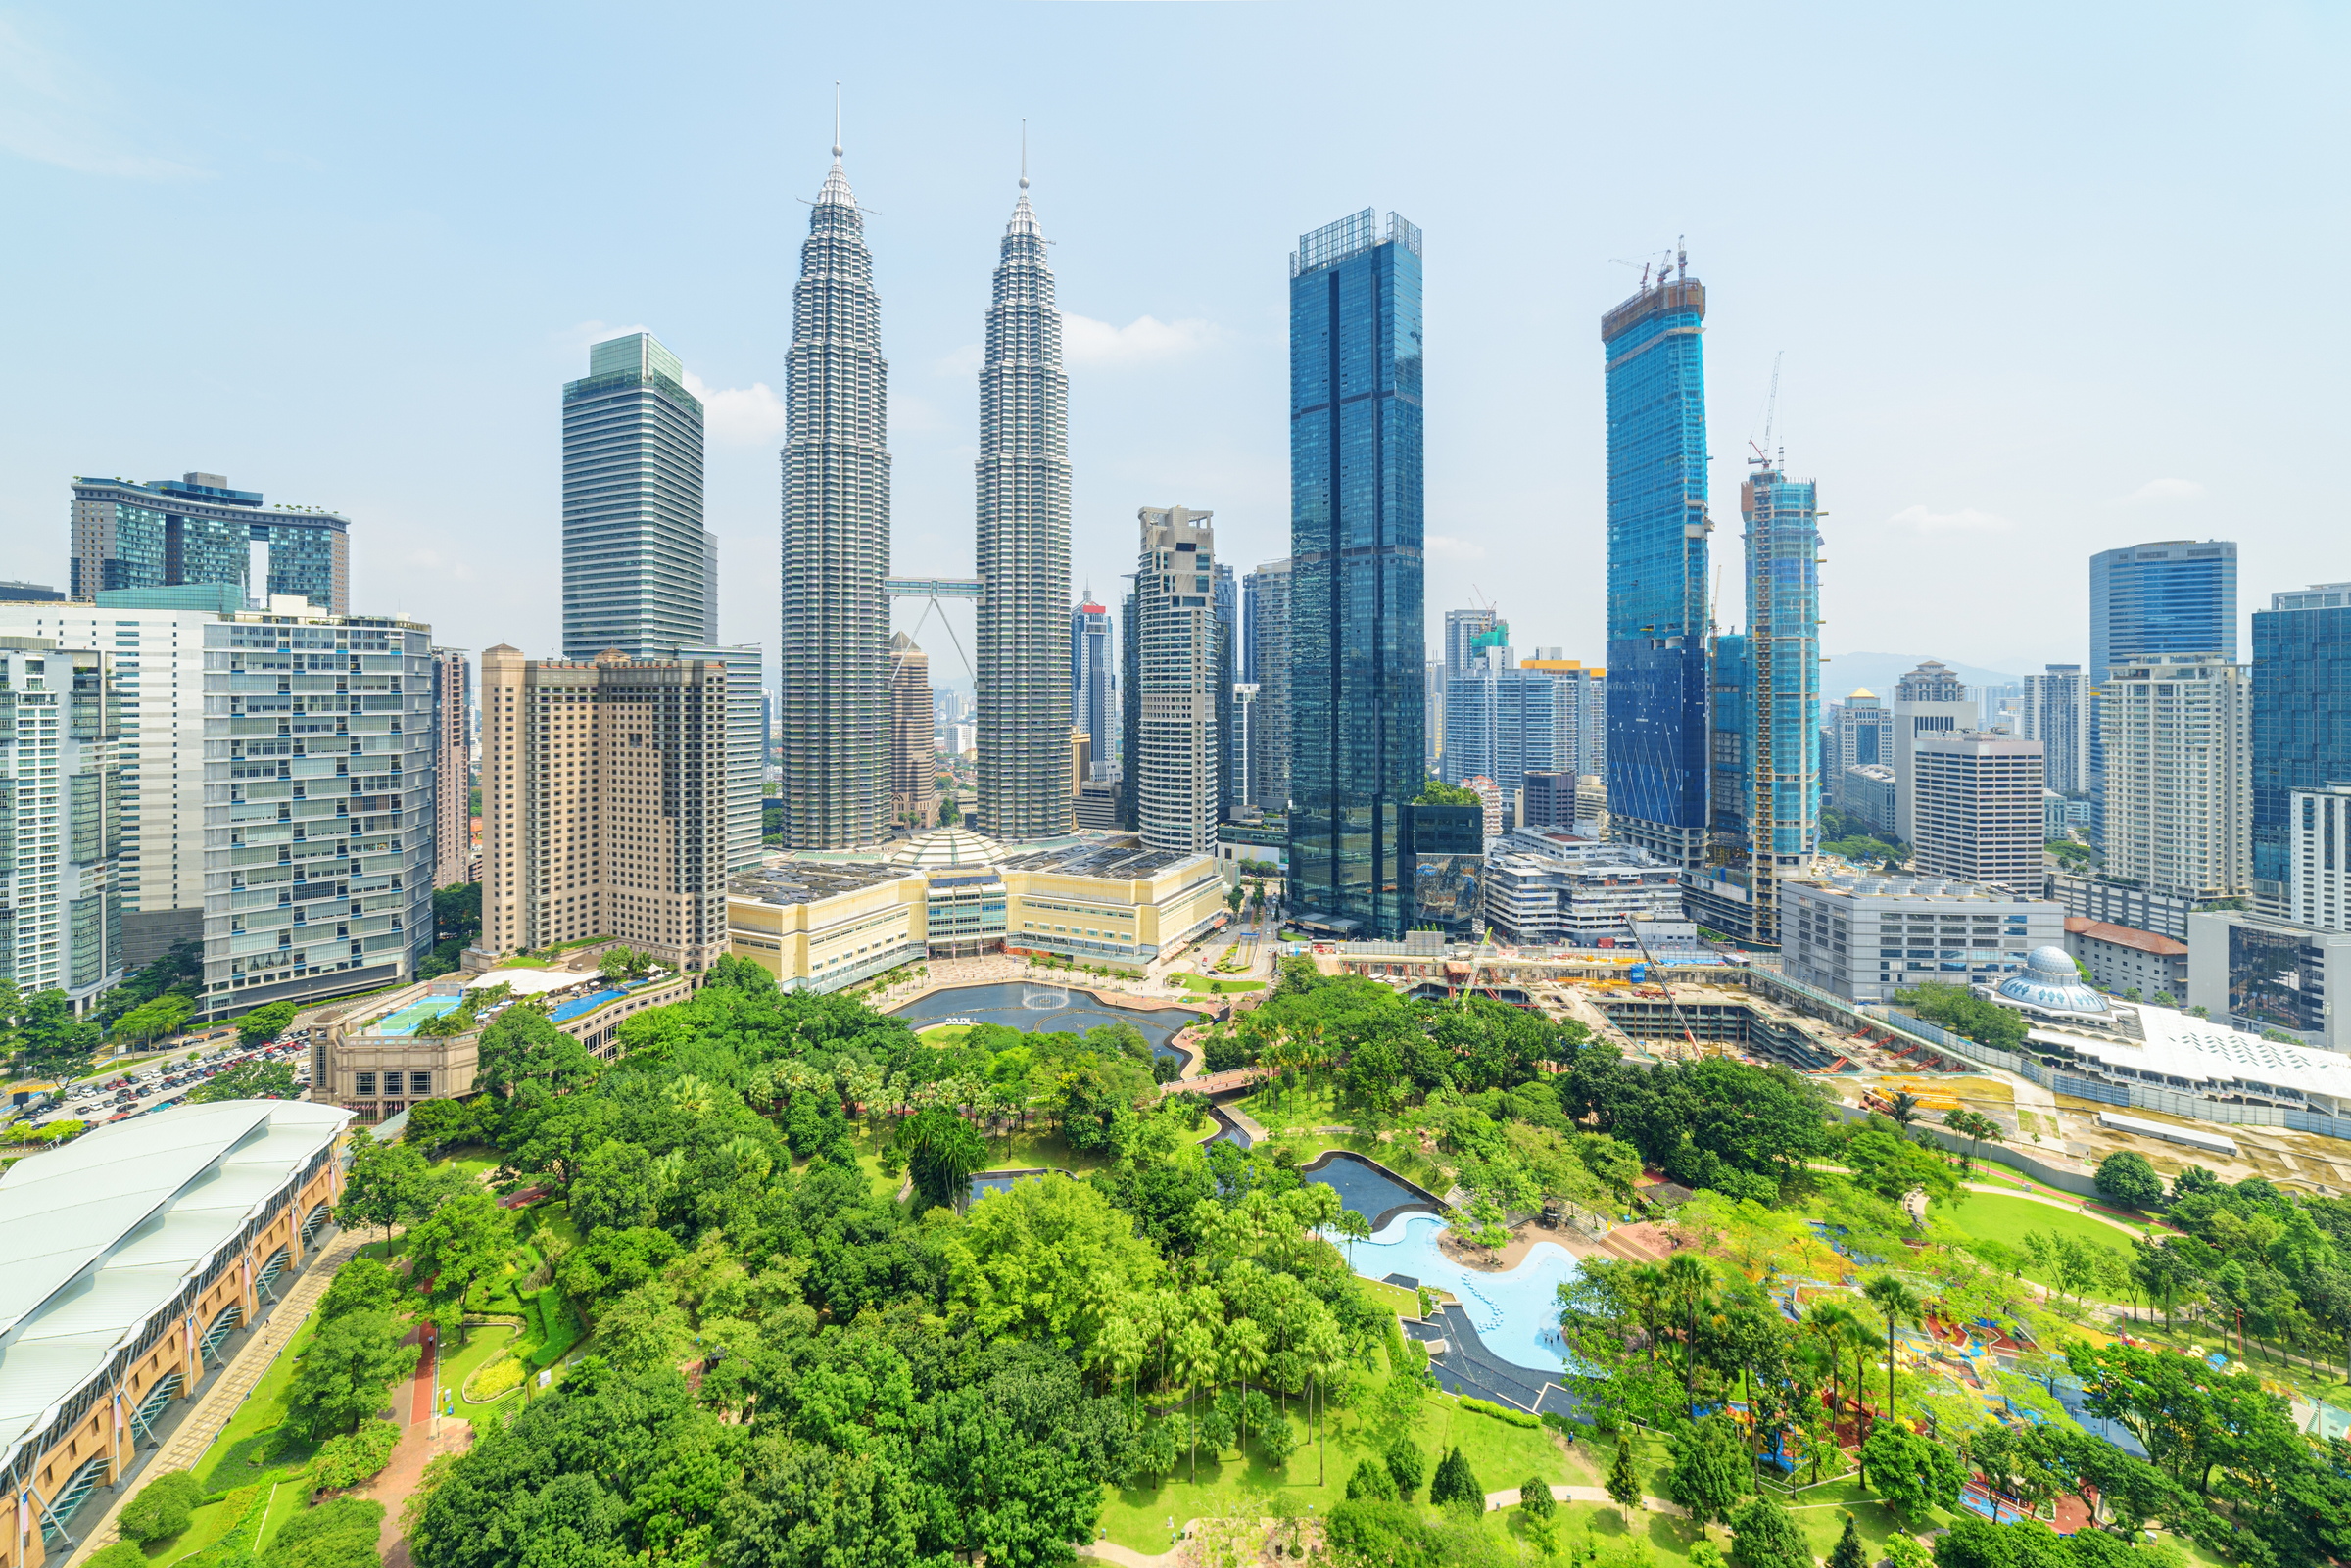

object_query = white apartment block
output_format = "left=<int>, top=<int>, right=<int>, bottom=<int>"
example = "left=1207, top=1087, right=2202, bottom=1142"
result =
left=1912, top=732, right=2045, bottom=892
left=1780, top=871, right=2063, bottom=1005
left=1131, top=506, right=1220, bottom=855
left=0, top=637, right=123, bottom=1008
left=2020, top=664, right=2091, bottom=796
left=2288, top=782, right=2351, bottom=933
left=2098, top=653, right=2248, bottom=901
left=1891, top=661, right=1978, bottom=845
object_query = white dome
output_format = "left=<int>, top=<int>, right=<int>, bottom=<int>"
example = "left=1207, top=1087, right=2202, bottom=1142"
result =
left=888, top=827, right=1007, bottom=870
left=1994, top=943, right=2107, bottom=1015
left=2025, top=945, right=2076, bottom=976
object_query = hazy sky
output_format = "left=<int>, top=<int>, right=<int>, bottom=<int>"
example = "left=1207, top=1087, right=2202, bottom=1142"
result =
left=3, top=2, right=2342, bottom=689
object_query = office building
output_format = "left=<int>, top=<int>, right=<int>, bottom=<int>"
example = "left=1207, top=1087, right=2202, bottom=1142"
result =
left=2286, top=781, right=2351, bottom=932
left=889, top=633, right=937, bottom=828
left=1132, top=506, right=1221, bottom=854
left=2020, top=664, right=2091, bottom=796
left=1831, top=689, right=1895, bottom=811
left=431, top=647, right=471, bottom=890
left=561, top=333, right=708, bottom=659
left=2044, top=871, right=2198, bottom=942
left=975, top=168, right=1072, bottom=840
left=1244, top=560, right=1291, bottom=811
left=702, top=532, right=719, bottom=641
left=2251, top=584, right=2351, bottom=917
left=0, top=582, right=62, bottom=602
left=677, top=643, right=767, bottom=874
left=1779, top=871, right=2061, bottom=1005
left=1484, top=829, right=1683, bottom=948
left=2089, top=540, right=2237, bottom=843
left=480, top=645, right=728, bottom=971
left=1522, top=771, right=1578, bottom=831
left=1213, top=563, right=1238, bottom=822
left=1839, top=764, right=1897, bottom=835
left=2100, top=652, right=2248, bottom=903
left=1602, top=250, right=1710, bottom=870
left=1912, top=732, right=2045, bottom=891
left=1520, top=655, right=1607, bottom=779
left=779, top=139, right=891, bottom=849
left=1424, top=660, right=1444, bottom=776
left=2065, top=917, right=2189, bottom=999
left=2186, top=907, right=2351, bottom=1054
left=1070, top=592, right=1113, bottom=769
left=0, top=637, right=121, bottom=1009
left=1891, top=660, right=1978, bottom=845
left=1229, top=684, right=1259, bottom=808
left=1288, top=209, right=1425, bottom=936
left=72, top=472, right=349, bottom=612
left=1443, top=654, right=1582, bottom=800
left=1402, top=801, right=1485, bottom=938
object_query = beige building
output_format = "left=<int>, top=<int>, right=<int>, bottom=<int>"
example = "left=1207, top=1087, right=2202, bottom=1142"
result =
left=726, top=827, right=1227, bottom=989
left=1132, top=505, right=1220, bottom=853
left=432, top=646, right=471, bottom=890
left=480, top=644, right=730, bottom=970
left=1912, top=732, right=2045, bottom=892
left=2098, top=653, right=2248, bottom=902
left=888, top=632, right=936, bottom=828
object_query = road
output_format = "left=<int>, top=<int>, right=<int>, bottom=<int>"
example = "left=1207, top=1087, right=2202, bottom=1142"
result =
left=32, top=1036, right=311, bottom=1130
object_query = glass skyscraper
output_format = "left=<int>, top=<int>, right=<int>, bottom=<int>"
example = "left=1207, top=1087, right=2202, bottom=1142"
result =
left=1602, top=257, right=1711, bottom=870
left=1286, top=209, right=1424, bottom=938
left=2251, top=583, right=2351, bottom=915
left=1721, top=461, right=1821, bottom=944
left=1070, top=591, right=1113, bottom=773
left=72, top=472, right=350, bottom=612
left=561, top=333, right=709, bottom=658
left=2087, top=539, right=2236, bottom=843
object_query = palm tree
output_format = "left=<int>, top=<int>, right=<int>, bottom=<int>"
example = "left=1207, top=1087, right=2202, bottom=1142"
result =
left=1335, top=1208, right=1372, bottom=1269
left=1861, top=1273, right=1923, bottom=1453
left=1886, top=1091, right=1922, bottom=1129
left=1174, top=1318, right=1217, bottom=1482
left=1304, top=1316, right=1345, bottom=1486
left=1223, top=1317, right=1269, bottom=1459
left=1802, top=1301, right=1860, bottom=1435
left=1663, top=1252, right=1713, bottom=1401
left=1623, top=1263, right=1668, bottom=1370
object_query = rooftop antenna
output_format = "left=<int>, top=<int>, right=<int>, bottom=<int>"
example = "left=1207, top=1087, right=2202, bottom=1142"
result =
left=833, top=82, right=841, bottom=159
left=1676, top=235, right=1687, bottom=281
left=1020, top=118, right=1028, bottom=189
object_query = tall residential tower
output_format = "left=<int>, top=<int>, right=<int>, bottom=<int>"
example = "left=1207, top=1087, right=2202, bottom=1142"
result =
left=2087, top=540, right=2236, bottom=843
left=72, top=472, right=349, bottom=611
left=1070, top=592, right=1113, bottom=774
left=778, top=139, right=891, bottom=848
left=975, top=165, right=1073, bottom=838
left=561, top=333, right=709, bottom=658
left=1287, top=209, right=1425, bottom=938
left=1132, top=506, right=1221, bottom=854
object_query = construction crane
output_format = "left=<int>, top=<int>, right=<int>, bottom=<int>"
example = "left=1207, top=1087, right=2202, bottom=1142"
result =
left=1749, top=351, right=1784, bottom=467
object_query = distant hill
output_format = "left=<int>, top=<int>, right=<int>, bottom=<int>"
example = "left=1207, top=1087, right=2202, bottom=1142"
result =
left=1823, top=652, right=2023, bottom=699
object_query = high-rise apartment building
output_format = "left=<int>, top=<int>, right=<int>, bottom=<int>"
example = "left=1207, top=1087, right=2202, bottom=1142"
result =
left=889, top=633, right=938, bottom=827
left=1070, top=592, right=1113, bottom=771
left=431, top=647, right=471, bottom=889
left=2100, top=652, right=2248, bottom=902
left=1213, top=563, right=1238, bottom=823
left=1602, top=252, right=1710, bottom=870
left=1520, top=656, right=1606, bottom=780
left=561, top=333, right=708, bottom=659
left=1132, top=507, right=1221, bottom=853
left=1831, top=689, right=1894, bottom=812
left=2251, top=584, right=2351, bottom=917
left=72, top=472, right=349, bottom=611
left=1245, top=560, right=1292, bottom=812
left=2284, top=782, right=2351, bottom=932
left=975, top=168, right=1072, bottom=840
left=1230, top=684, right=1259, bottom=807
left=2020, top=664, right=2091, bottom=796
left=677, top=643, right=766, bottom=874
left=1287, top=209, right=1425, bottom=937
left=702, top=532, right=719, bottom=642
left=1443, top=652, right=1585, bottom=803
left=480, top=645, right=728, bottom=969
left=0, top=637, right=121, bottom=1009
left=1912, top=733, right=2046, bottom=891
left=779, top=140, right=891, bottom=849
left=1891, top=660, right=1978, bottom=845
left=1443, top=607, right=1497, bottom=687
left=1721, top=459, right=1822, bottom=943
left=2089, top=539, right=2237, bottom=842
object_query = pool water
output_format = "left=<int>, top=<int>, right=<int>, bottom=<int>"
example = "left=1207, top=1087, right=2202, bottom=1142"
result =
left=1302, top=1151, right=1436, bottom=1225
left=1330, top=1212, right=1582, bottom=1373
left=550, top=987, right=629, bottom=1022
left=889, top=982, right=1203, bottom=1065
left=374, top=996, right=465, bottom=1035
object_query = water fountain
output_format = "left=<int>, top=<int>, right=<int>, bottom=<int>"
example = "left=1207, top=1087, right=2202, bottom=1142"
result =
left=1022, top=975, right=1071, bottom=1012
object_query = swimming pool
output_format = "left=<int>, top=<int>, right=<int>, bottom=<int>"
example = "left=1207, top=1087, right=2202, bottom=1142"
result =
left=1330, top=1212, right=1581, bottom=1373
left=551, top=988, right=628, bottom=1022
left=373, top=996, right=465, bottom=1036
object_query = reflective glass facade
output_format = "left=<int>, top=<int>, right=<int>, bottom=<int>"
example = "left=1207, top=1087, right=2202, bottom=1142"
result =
left=2251, top=591, right=2351, bottom=908
left=2087, top=540, right=2235, bottom=841
left=1601, top=274, right=1710, bottom=867
left=1286, top=210, right=1424, bottom=938
left=73, top=477, right=349, bottom=611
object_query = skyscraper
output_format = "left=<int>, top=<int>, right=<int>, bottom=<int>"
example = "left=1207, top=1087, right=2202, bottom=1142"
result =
left=0, top=636, right=121, bottom=1010
left=677, top=642, right=767, bottom=874
left=2088, top=539, right=2236, bottom=843
left=779, top=137, right=891, bottom=849
left=2101, top=652, right=2248, bottom=902
left=975, top=162, right=1072, bottom=840
left=72, top=472, right=350, bottom=611
left=1245, top=559, right=1292, bottom=812
left=431, top=647, right=472, bottom=890
left=889, top=632, right=938, bottom=827
left=1287, top=209, right=1425, bottom=938
left=1602, top=250, right=1710, bottom=870
left=2250, top=583, right=2351, bottom=916
left=561, top=333, right=708, bottom=659
left=1132, top=506, right=1221, bottom=854
left=1726, top=458, right=1822, bottom=943
left=1070, top=591, right=1113, bottom=770
left=1443, top=607, right=1497, bottom=687
left=1831, top=689, right=1894, bottom=812
left=1892, top=660, right=1979, bottom=844
left=1912, top=733, right=2046, bottom=891
left=1213, top=562, right=1238, bottom=822
left=2020, top=664, right=2092, bottom=796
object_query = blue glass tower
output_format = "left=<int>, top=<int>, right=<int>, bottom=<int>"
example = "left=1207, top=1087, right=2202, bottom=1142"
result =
left=1287, top=209, right=1424, bottom=938
left=2251, top=583, right=2351, bottom=914
left=1737, top=463, right=1821, bottom=942
left=2087, top=540, right=2236, bottom=843
left=1602, top=257, right=1710, bottom=869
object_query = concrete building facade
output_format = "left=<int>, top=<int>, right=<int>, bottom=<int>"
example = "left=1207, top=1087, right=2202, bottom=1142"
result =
left=1244, top=559, right=1291, bottom=812
left=431, top=647, right=471, bottom=890
left=677, top=643, right=766, bottom=875
left=71, top=472, right=349, bottom=612
left=1891, top=660, right=1977, bottom=845
left=889, top=633, right=937, bottom=828
left=2064, top=916, right=2189, bottom=999
left=0, top=638, right=121, bottom=1009
left=2099, top=652, right=2248, bottom=902
left=2287, top=781, right=2351, bottom=932
left=1780, top=871, right=2062, bottom=1006
left=2020, top=664, right=2091, bottom=797
left=1131, top=506, right=1221, bottom=854
left=1912, top=732, right=2045, bottom=891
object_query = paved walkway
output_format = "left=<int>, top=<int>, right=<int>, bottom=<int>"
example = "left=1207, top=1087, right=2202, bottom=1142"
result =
left=1078, top=1487, right=1689, bottom=1566
left=69, top=1228, right=371, bottom=1563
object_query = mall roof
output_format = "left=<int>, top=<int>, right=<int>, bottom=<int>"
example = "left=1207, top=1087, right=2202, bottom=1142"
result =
left=0, top=1100, right=349, bottom=1475
left=2032, top=1003, right=2351, bottom=1104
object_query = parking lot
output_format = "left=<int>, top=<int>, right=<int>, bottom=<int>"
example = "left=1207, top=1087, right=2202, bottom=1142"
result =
left=30, top=1033, right=312, bottom=1127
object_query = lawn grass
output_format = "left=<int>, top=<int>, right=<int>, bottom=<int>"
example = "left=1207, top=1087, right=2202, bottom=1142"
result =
left=1168, top=973, right=1266, bottom=995
left=1940, top=1190, right=2143, bottom=1251
left=914, top=1023, right=975, bottom=1045
left=192, top=1312, right=326, bottom=1492
left=443, top=1323, right=521, bottom=1408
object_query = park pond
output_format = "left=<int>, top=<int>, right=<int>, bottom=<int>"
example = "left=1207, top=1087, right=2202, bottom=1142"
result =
left=890, top=981, right=1204, bottom=1068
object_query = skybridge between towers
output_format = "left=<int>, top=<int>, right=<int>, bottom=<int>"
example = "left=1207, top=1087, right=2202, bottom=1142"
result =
left=884, top=576, right=983, bottom=599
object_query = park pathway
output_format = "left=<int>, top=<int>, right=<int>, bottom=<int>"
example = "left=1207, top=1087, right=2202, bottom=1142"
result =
left=68, top=1228, right=370, bottom=1564
left=1961, top=1181, right=2144, bottom=1238
left=1076, top=1488, right=1689, bottom=1566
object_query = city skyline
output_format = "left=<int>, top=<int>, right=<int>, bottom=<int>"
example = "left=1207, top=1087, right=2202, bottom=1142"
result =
left=4, top=5, right=2335, bottom=681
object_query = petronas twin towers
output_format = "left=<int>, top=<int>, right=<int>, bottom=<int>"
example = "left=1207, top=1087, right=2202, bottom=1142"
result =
left=777, top=133, right=1072, bottom=848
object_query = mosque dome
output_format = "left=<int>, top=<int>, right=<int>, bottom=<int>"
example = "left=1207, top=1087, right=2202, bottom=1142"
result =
left=1992, top=944, right=2108, bottom=1015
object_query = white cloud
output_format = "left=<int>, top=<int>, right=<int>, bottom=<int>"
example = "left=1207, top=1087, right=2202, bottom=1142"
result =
left=1060, top=313, right=1225, bottom=368
left=932, top=344, right=984, bottom=378
left=1426, top=533, right=1488, bottom=562
left=682, top=371, right=788, bottom=447
left=0, top=19, right=205, bottom=179
left=1889, top=503, right=2014, bottom=535
left=2116, top=476, right=2206, bottom=504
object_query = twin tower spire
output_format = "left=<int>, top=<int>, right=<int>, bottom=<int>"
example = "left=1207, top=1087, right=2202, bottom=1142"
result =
left=776, top=114, right=1072, bottom=850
